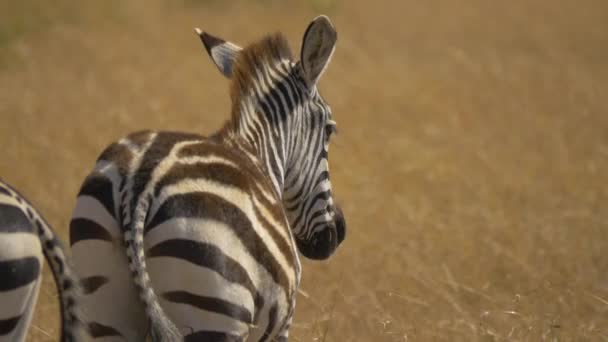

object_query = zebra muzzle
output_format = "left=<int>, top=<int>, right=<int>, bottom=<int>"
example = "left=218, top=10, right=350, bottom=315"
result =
left=296, top=205, right=346, bottom=260
left=334, top=205, right=346, bottom=245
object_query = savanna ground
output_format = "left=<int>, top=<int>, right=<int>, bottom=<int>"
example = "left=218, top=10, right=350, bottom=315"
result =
left=1, top=0, right=607, bottom=340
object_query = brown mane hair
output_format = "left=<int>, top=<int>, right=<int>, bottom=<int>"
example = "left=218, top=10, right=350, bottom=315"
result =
left=228, top=33, right=294, bottom=128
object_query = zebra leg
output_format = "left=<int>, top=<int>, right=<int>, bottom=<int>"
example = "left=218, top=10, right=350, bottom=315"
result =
left=145, top=254, right=252, bottom=342
left=181, top=331, right=247, bottom=342
left=275, top=316, right=292, bottom=342
left=0, top=231, right=42, bottom=342
left=143, top=220, right=255, bottom=342
left=70, top=170, right=147, bottom=341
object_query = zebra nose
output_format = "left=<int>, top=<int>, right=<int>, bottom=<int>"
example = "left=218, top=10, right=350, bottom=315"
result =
left=334, top=205, right=346, bottom=245
left=296, top=227, right=336, bottom=260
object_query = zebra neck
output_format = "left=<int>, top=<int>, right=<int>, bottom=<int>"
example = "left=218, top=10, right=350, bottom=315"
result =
left=227, top=103, right=288, bottom=198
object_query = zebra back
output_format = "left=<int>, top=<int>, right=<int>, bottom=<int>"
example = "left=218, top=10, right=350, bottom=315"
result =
left=0, top=179, right=85, bottom=342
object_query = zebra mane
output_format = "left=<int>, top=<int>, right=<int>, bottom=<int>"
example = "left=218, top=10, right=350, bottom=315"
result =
left=229, top=33, right=294, bottom=124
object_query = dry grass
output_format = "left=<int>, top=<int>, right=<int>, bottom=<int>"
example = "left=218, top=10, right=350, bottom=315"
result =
left=1, top=0, right=607, bottom=341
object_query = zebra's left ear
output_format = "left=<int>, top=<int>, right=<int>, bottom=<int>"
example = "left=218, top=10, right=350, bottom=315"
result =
left=195, top=28, right=242, bottom=78
left=300, top=15, right=337, bottom=87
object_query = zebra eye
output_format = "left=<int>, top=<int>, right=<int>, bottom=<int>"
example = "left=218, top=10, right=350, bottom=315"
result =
left=325, top=121, right=337, bottom=137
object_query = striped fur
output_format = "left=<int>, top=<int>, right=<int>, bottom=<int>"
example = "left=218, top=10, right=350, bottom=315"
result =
left=70, top=16, right=345, bottom=341
left=0, top=179, right=85, bottom=342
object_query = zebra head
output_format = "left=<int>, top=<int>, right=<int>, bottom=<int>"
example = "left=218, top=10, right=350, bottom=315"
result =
left=197, top=16, right=346, bottom=260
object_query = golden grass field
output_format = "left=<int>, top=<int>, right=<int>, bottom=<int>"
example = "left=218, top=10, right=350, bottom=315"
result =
left=1, top=0, right=607, bottom=340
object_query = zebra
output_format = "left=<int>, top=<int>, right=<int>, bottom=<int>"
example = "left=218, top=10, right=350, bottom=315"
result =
left=0, top=179, right=85, bottom=342
left=69, top=15, right=345, bottom=341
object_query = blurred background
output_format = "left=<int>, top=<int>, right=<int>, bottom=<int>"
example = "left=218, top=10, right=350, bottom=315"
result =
left=1, top=0, right=607, bottom=340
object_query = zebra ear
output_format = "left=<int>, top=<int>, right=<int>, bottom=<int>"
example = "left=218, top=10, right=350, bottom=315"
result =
left=299, top=15, right=337, bottom=87
left=195, top=28, right=242, bottom=78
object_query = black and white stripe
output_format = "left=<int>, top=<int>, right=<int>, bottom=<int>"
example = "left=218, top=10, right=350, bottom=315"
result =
left=70, top=15, right=345, bottom=342
left=0, top=179, right=84, bottom=342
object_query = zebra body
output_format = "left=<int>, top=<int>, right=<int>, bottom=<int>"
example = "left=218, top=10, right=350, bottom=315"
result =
left=70, top=16, right=345, bottom=341
left=0, top=179, right=84, bottom=342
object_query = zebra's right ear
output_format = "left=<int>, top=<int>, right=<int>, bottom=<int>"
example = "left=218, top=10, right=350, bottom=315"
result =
left=195, top=28, right=242, bottom=78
